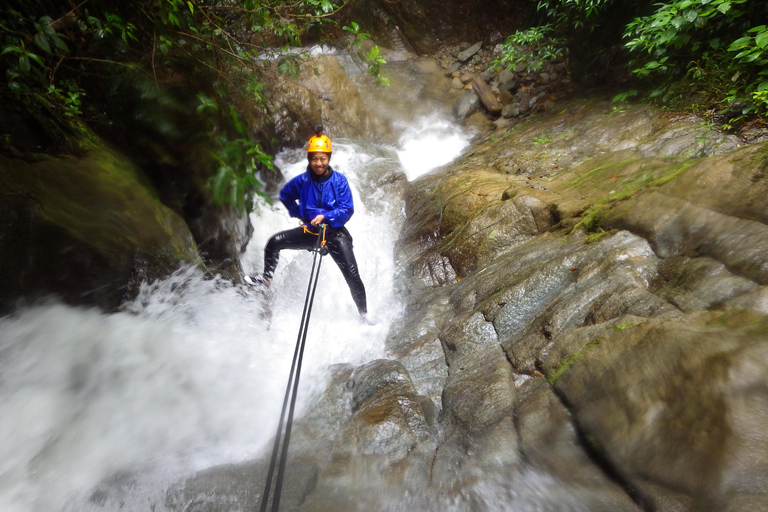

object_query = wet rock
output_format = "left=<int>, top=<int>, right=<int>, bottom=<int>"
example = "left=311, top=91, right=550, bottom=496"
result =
left=279, top=55, right=393, bottom=142
left=444, top=61, right=461, bottom=76
left=440, top=311, right=515, bottom=432
left=654, top=256, right=758, bottom=311
left=544, top=311, right=768, bottom=510
left=498, top=69, right=515, bottom=85
left=724, top=286, right=768, bottom=314
left=0, top=147, right=200, bottom=314
left=502, top=103, right=520, bottom=118
left=499, top=75, right=520, bottom=93
left=457, top=42, right=483, bottom=62
left=166, top=365, right=355, bottom=512
left=515, top=377, right=643, bottom=511
left=303, top=360, right=438, bottom=510
left=606, top=191, right=768, bottom=285
left=481, top=68, right=496, bottom=82
left=453, top=92, right=480, bottom=121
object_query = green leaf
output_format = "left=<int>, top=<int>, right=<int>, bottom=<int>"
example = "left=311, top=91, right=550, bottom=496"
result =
left=27, top=52, right=45, bottom=68
left=19, top=55, right=30, bottom=74
left=729, top=36, right=752, bottom=50
left=756, top=31, right=768, bottom=49
left=717, top=2, right=731, bottom=14
left=743, top=53, right=761, bottom=63
left=33, top=33, right=51, bottom=53
left=684, top=9, right=698, bottom=23
left=1, top=45, right=23, bottom=56
left=51, top=35, right=69, bottom=53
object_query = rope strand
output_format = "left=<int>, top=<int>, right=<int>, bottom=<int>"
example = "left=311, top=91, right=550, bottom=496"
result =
left=259, top=225, right=327, bottom=512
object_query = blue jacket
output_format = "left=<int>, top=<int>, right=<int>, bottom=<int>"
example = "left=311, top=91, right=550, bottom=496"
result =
left=279, top=165, right=354, bottom=229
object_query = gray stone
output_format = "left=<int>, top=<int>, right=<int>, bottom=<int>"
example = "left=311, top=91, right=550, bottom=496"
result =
left=457, top=41, right=482, bottom=62
left=444, top=61, right=461, bottom=76
left=502, top=103, right=520, bottom=118
left=498, top=69, right=516, bottom=84
left=453, top=91, right=480, bottom=121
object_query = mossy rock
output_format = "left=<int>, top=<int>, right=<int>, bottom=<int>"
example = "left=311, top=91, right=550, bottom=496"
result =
left=0, top=142, right=200, bottom=313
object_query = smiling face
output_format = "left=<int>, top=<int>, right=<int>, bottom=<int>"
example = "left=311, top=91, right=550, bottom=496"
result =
left=309, top=152, right=331, bottom=176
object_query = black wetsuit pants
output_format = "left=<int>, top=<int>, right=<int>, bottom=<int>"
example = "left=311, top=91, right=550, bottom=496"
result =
left=263, top=226, right=367, bottom=314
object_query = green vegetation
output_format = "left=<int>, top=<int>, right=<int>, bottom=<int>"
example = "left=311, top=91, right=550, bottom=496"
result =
left=1, top=0, right=385, bottom=212
left=547, top=339, right=601, bottom=385
left=491, top=25, right=567, bottom=73
left=521, top=0, right=768, bottom=127
left=343, top=22, right=389, bottom=86
left=567, top=156, right=696, bottom=235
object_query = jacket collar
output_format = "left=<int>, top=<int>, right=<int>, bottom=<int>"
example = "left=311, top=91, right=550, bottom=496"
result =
left=308, top=164, right=334, bottom=183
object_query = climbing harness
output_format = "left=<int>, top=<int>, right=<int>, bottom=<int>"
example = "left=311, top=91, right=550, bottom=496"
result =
left=259, top=224, right=328, bottom=512
left=302, top=224, right=329, bottom=254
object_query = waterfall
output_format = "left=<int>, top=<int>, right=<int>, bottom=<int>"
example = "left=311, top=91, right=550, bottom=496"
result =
left=0, top=115, right=472, bottom=511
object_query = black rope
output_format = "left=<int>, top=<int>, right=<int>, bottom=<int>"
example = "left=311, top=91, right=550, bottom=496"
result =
left=259, top=225, right=327, bottom=512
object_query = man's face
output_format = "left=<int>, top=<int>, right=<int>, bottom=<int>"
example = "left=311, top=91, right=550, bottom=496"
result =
left=309, top=152, right=330, bottom=176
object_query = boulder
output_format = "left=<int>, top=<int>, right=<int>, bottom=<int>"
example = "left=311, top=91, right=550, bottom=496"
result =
left=453, top=92, right=480, bottom=121
left=0, top=146, right=200, bottom=313
left=544, top=311, right=768, bottom=510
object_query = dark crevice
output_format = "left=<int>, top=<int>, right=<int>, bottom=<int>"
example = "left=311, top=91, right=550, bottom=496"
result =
left=481, top=310, right=518, bottom=371
left=541, top=372, right=655, bottom=512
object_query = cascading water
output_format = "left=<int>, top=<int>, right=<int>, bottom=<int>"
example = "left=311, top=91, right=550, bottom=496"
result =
left=0, top=104, right=472, bottom=510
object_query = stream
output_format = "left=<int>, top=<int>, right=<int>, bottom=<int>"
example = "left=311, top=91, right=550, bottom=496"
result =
left=0, top=73, right=472, bottom=510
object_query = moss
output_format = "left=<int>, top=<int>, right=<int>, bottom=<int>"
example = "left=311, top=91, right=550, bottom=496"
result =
left=704, top=310, right=768, bottom=332
left=547, top=339, right=602, bottom=385
left=437, top=201, right=496, bottom=253
left=566, top=157, right=642, bottom=189
left=650, top=160, right=696, bottom=187
left=584, top=228, right=613, bottom=244
left=568, top=155, right=697, bottom=236
left=0, top=140, right=199, bottom=265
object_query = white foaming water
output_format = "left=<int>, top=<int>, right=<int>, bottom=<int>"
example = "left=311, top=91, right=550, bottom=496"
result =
left=395, top=114, right=473, bottom=181
left=0, top=115, right=471, bottom=512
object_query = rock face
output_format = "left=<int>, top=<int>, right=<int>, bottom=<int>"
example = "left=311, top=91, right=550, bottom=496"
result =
left=165, top=95, right=768, bottom=511
left=0, top=143, right=200, bottom=313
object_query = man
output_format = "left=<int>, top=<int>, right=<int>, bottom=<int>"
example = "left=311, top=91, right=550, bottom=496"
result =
left=245, top=128, right=368, bottom=320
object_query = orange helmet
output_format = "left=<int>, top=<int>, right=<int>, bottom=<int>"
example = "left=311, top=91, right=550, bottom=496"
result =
left=307, top=134, right=332, bottom=153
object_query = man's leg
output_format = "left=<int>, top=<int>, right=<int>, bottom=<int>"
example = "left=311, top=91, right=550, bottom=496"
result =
left=328, top=235, right=367, bottom=314
left=262, top=227, right=316, bottom=281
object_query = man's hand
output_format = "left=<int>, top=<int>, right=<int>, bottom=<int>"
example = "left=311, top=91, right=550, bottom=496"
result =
left=310, top=214, right=325, bottom=226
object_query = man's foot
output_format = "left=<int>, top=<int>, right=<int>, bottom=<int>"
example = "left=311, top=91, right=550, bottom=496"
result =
left=359, top=313, right=377, bottom=326
left=244, top=275, right=270, bottom=287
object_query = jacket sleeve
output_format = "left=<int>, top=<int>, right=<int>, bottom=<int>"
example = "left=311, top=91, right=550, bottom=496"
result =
left=279, top=175, right=304, bottom=220
left=323, top=174, right=354, bottom=228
